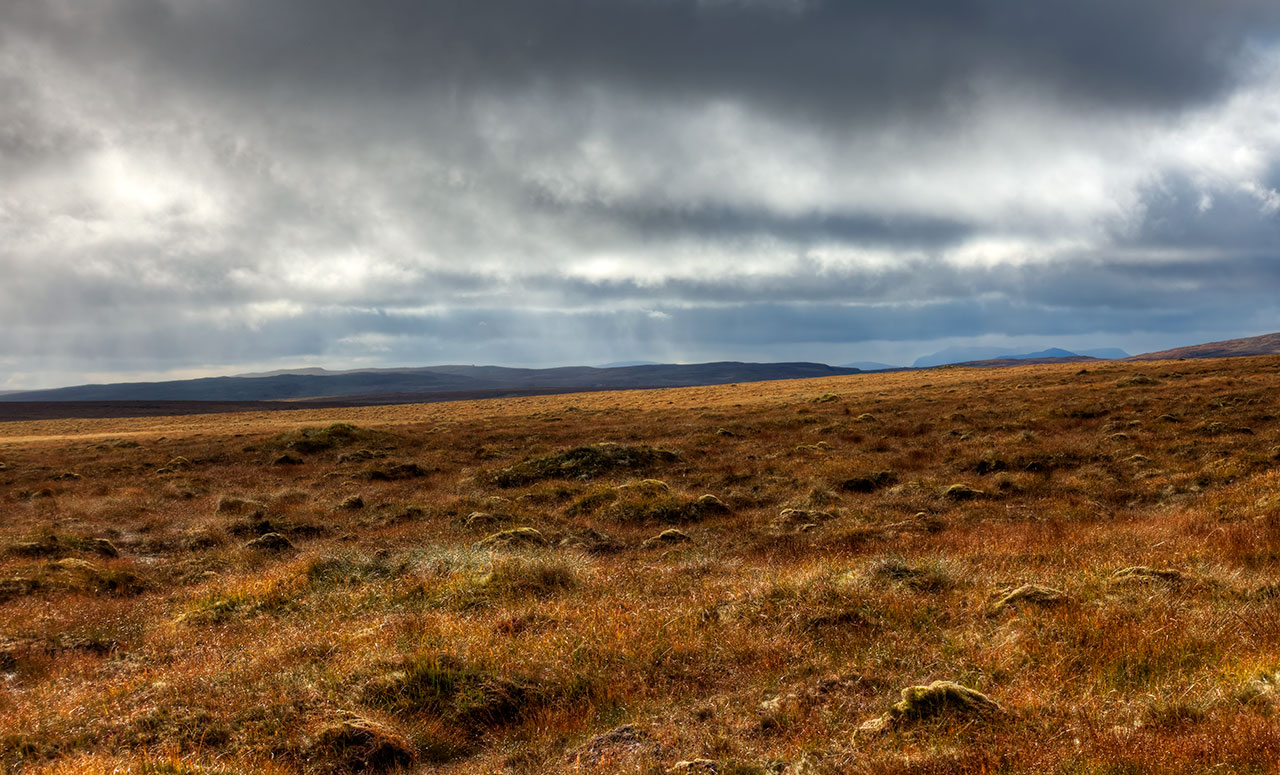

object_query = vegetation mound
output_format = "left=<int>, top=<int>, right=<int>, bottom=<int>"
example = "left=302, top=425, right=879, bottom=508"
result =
left=357, top=462, right=431, bottom=481
left=1112, top=566, right=1185, bottom=584
left=275, top=423, right=389, bottom=455
left=8, top=534, right=118, bottom=559
left=360, top=654, right=545, bottom=738
left=244, top=532, right=294, bottom=552
left=477, top=527, right=550, bottom=549
left=841, top=470, right=898, bottom=493
left=41, top=558, right=147, bottom=596
left=310, top=714, right=416, bottom=774
left=643, top=528, right=692, bottom=548
left=567, top=485, right=729, bottom=524
left=859, top=680, right=1003, bottom=733
left=869, top=557, right=957, bottom=592
left=942, top=483, right=984, bottom=500
left=991, top=584, right=1069, bottom=612
left=772, top=509, right=834, bottom=531
left=575, top=724, right=655, bottom=767
left=481, top=555, right=578, bottom=597
left=216, top=496, right=265, bottom=514
left=489, top=443, right=678, bottom=487
left=614, top=479, right=672, bottom=496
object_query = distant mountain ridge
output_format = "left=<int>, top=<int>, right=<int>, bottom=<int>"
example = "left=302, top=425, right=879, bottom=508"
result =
left=6, top=333, right=1276, bottom=406
left=840, top=361, right=901, bottom=371
left=0, top=362, right=862, bottom=403
left=912, top=345, right=1130, bottom=368
left=1077, top=348, right=1132, bottom=360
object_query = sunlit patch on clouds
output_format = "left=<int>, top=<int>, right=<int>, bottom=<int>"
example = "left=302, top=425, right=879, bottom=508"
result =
left=2, top=0, right=1280, bottom=388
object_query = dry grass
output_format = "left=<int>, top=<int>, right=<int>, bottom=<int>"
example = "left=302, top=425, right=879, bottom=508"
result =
left=2, top=357, right=1280, bottom=773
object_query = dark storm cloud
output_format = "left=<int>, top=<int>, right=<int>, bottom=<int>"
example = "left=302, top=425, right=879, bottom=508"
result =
left=3, top=0, right=1280, bottom=386
left=10, top=0, right=1276, bottom=117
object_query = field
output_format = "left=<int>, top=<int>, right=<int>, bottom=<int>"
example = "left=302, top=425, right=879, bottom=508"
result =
left=2, top=357, right=1280, bottom=774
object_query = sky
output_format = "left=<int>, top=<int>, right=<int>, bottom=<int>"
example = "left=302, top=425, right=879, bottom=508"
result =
left=3, top=0, right=1280, bottom=389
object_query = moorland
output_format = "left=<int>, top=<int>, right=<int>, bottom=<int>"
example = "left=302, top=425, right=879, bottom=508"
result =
left=2, top=356, right=1280, bottom=774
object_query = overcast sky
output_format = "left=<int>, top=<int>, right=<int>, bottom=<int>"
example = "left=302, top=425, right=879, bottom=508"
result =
left=3, top=0, right=1280, bottom=389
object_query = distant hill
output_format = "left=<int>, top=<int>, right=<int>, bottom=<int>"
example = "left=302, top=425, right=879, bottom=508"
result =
left=232, top=367, right=345, bottom=378
left=1130, top=332, right=1280, bottom=361
left=841, top=361, right=900, bottom=371
left=1077, top=348, right=1130, bottom=360
left=913, top=346, right=1016, bottom=368
left=948, top=355, right=1100, bottom=369
left=0, top=362, right=862, bottom=403
left=913, top=345, right=1128, bottom=368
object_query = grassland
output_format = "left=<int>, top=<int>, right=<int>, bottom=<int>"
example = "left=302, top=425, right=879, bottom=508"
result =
left=2, top=357, right=1280, bottom=774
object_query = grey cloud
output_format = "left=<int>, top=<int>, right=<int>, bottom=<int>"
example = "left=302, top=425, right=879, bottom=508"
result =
left=540, top=199, right=976, bottom=248
left=1126, top=173, right=1280, bottom=249
left=11, top=0, right=1277, bottom=119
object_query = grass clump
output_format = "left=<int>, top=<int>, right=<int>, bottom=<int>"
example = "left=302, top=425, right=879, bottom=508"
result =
left=462, top=510, right=512, bottom=529
left=604, top=492, right=690, bottom=524
left=942, top=483, right=984, bottom=500
left=691, top=494, right=730, bottom=515
left=772, top=509, right=834, bottom=531
left=568, top=484, right=728, bottom=524
left=489, top=443, right=678, bottom=487
left=216, top=496, right=265, bottom=514
left=244, top=532, right=294, bottom=552
left=840, top=471, right=898, bottom=493
left=713, top=576, right=873, bottom=635
left=869, top=556, right=957, bottom=592
left=8, top=534, right=118, bottom=559
left=43, top=558, right=147, bottom=596
left=1141, top=695, right=1211, bottom=729
left=1235, top=672, right=1280, bottom=707
left=357, top=462, right=431, bottom=481
left=178, top=595, right=259, bottom=625
left=476, top=527, right=549, bottom=549
left=178, top=579, right=298, bottom=625
left=276, top=423, right=388, bottom=455
left=574, top=724, right=656, bottom=767
left=859, top=680, right=1003, bottom=733
left=0, top=576, right=41, bottom=602
left=614, top=479, right=671, bottom=496
left=1118, top=375, right=1161, bottom=386
left=304, top=553, right=402, bottom=587
left=309, top=713, right=416, bottom=773
left=973, top=457, right=1009, bottom=475
left=480, top=555, right=578, bottom=597
left=360, top=654, right=545, bottom=736
left=990, top=583, right=1069, bottom=613
left=642, top=528, right=692, bottom=549
left=1112, top=566, right=1185, bottom=584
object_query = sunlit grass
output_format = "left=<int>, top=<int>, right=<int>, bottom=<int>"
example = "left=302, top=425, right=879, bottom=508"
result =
left=1, top=357, right=1279, bottom=772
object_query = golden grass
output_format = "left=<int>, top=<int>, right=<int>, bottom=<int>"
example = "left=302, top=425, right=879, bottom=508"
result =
left=1, top=357, right=1279, bottom=773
